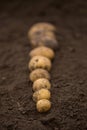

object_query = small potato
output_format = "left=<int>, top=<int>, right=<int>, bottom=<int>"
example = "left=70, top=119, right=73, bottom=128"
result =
left=29, top=69, right=50, bottom=82
left=29, top=46, right=55, bottom=60
left=28, top=56, right=52, bottom=71
left=36, top=99, right=51, bottom=112
left=33, top=88, right=51, bottom=102
left=28, top=22, right=56, bottom=39
left=33, top=78, right=51, bottom=91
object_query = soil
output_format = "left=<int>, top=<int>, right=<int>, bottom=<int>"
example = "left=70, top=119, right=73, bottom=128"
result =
left=0, top=0, right=87, bottom=130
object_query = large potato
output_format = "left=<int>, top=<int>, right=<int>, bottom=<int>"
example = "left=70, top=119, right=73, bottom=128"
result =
left=29, top=69, right=50, bottom=82
left=28, top=22, right=56, bottom=39
left=30, top=36, right=58, bottom=50
left=29, top=31, right=56, bottom=41
left=29, top=46, right=55, bottom=60
left=28, top=56, right=52, bottom=71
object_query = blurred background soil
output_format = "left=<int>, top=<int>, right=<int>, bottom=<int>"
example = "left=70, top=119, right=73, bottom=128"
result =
left=0, top=0, right=87, bottom=130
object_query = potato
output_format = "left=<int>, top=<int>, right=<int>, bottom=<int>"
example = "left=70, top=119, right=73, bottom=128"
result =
left=42, top=37, right=58, bottom=50
left=36, top=99, right=51, bottom=112
left=28, top=22, right=56, bottom=39
left=30, top=36, right=58, bottom=50
left=29, top=31, right=56, bottom=41
left=29, top=69, right=50, bottom=82
left=29, top=46, right=55, bottom=60
left=33, top=78, right=51, bottom=91
left=28, top=56, right=52, bottom=71
left=29, top=31, right=56, bottom=47
left=33, top=88, right=51, bottom=102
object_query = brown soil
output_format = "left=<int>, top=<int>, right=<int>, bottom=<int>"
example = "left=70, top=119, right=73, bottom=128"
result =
left=0, top=0, right=87, bottom=130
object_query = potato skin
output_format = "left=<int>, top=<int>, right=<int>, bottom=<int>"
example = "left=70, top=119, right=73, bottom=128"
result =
left=36, top=99, right=51, bottom=112
left=28, top=22, right=56, bottom=39
left=41, top=37, right=58, bottom=50
left=33, top=78, right=51, bottom=91
left=28, top=56, right=52, bottom=71
left=29, top=69, right=50, bottom=82
left=33, top=88, right=51, bottom=102
left=29, top=46, right=55, bottom=60
left=28, top=22, right=58, bottom=50
left=29, top=31, right=56, bottom=42
left=30, top=36, right=58, bottom=50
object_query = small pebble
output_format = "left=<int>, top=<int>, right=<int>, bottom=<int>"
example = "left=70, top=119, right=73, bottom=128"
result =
left=33, top=88, right=51, bottom=102
left=69, top=47, right=75, bottom=52
left=36, top=99, right=51, bottom=112
left=2, top=77, right=6, bottom=80
left=33, top=78, right=51, bottom=91
left=29, top=46, right=55, bottom=60
left=28, top=56, right=52, bottom=71
left=29, top=69, right=50, bottom=82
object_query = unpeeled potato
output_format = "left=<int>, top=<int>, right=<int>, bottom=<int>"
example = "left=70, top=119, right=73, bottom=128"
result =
left=29, top=46, right=55, bottom=60
left=29, top=31, right=57, bottom=48
left=29, top=31, right=56, bottom=42
left=33, top=78, right=51, bottom=91
left=28, top=22, right=56, bottom=39
left=29, top=69, right=50, bottom=82
left=28, top=56, right=52, bottom=71
left=36, top=99, right=51, bottom=112
left=30, top=36, right=58, bottom=50
left=33, top=88, right=51, bottom=102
